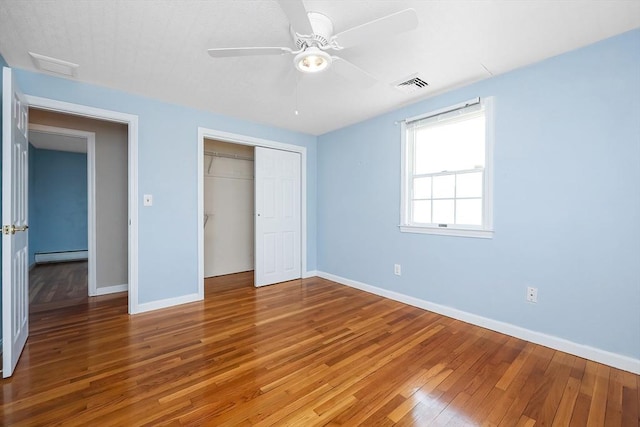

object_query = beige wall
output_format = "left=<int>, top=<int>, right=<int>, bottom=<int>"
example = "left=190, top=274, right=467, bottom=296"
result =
left=29, top=109, right=128, bottom=289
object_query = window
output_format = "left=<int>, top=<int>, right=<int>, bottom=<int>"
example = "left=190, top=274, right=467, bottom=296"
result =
left=400, top=97, right=494, bottom=238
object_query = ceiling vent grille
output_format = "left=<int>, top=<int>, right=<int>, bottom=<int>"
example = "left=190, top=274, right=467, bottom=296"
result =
left=392, top=74, right=429, bottom=93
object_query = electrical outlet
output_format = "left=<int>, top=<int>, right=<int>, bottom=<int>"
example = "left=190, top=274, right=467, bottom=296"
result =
left=526, top=286, right=538, bottom=303
left=394, top=264, right=401, bottom=276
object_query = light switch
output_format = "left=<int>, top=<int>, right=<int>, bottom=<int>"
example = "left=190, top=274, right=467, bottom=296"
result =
left=143, top=194, right=153, bottom=206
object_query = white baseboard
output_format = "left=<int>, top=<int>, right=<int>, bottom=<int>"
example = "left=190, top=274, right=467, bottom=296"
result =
left=35, top=250, right=88, bottom=263
left=135, top=293, right=202, bottom=314
left=316, top=271, right=640, bottom=375
left=303, top=270, right=318, bottom=278
left=95, top=284, right=128, bottom=296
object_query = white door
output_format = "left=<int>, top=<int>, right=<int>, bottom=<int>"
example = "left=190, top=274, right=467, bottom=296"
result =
left=254, top=147, right=301, bottom=287
left=2, top=67, right=29, bottom=378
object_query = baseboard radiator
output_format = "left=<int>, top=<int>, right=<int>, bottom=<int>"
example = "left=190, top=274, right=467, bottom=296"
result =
left=35, top=250, right=88, bottom=264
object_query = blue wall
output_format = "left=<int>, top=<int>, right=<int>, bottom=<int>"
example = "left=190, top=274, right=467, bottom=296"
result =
left=12, top=68, right=317, bottom=305
left=28, top=144, right=35, bottom=265
left=317, top=29, right=640, bottom=360
left=29, top=147, right=88, bottom=265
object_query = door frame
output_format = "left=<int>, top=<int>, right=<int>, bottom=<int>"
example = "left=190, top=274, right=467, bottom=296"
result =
left=25, top=95, right=139, bottom=314
left=28, top=124, right=98, bottom=296
left=197, top=127, right=307, bottom=295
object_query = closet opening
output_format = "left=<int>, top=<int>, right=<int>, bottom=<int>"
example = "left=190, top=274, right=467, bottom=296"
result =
left=203, top=139, right=255, bottom=278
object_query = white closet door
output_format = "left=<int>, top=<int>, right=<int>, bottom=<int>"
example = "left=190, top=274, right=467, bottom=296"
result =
left=254, top=147, right=301, bottom=287
left=204, top=156, right=254, bottom=277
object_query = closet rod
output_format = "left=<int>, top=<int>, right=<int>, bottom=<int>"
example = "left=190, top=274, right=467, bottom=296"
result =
left=204, top=150, right=254, bottom=162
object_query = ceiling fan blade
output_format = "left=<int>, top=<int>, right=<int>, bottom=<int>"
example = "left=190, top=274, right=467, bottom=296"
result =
left=334, top=9, right=418, bottom=49
left=208, top=47, right=292, bottom=58
left=276, top=0, right=313, bottom=35
left=331, top=57, right=377, bottom=89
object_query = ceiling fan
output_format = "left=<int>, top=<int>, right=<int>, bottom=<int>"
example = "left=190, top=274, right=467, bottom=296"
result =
left=207, top=0, right=419, bottom=88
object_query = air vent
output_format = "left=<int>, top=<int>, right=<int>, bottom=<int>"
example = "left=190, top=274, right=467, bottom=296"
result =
left=392, top=74, right=429, bottom=93
left=29, top=52, right=79, bottom=77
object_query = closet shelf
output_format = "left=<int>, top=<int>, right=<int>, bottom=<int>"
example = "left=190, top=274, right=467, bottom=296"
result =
left=204, top=151, right=254, bottom=174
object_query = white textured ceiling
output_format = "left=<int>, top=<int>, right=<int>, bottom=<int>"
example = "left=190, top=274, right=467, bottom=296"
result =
left=0, top=1, right=639, bottom=135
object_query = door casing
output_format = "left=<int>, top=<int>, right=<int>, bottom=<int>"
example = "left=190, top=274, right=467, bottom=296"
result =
left=25, top=95, right=140, bottom=314
left=28, top=124, right=98, bottom=296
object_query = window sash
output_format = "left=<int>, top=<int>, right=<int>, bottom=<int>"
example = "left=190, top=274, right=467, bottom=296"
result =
left=409, top=169, right=485, bottom=227
left=408, top=110, right=486, bottom=176
left=400, top=97, right=494, bottom=238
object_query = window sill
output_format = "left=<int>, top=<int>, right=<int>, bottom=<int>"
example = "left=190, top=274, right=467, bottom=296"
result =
left=399, top=225, right=494, bottom=239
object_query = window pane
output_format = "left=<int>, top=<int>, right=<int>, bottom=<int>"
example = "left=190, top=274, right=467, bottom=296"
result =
left=414, top=114, right=485, bottom=174
left=456, top=171, right=483, bottom=198
left=456, top=199, right=482, bottom=225
left=433, top=175, right=455, bottom=199
left=412, top=200, right=431, bottom=223
left=413, top=177, right=431, bottom=199
left=433, top=199, right=454, bottom=224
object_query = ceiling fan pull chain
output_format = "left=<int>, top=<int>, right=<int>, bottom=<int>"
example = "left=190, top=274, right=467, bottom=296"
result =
left=294, top=76, right=300, bottom=116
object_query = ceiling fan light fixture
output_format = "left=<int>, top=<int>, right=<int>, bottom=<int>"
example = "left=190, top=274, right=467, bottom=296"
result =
left=294, top=47, right=331, bottom=73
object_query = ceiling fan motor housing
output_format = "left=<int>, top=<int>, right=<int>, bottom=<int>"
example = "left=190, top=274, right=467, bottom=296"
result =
left=292, top=12, right=334, bottom=49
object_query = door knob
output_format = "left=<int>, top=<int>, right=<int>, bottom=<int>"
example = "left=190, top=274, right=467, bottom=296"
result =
left=2, top=224, right=28, bottom=235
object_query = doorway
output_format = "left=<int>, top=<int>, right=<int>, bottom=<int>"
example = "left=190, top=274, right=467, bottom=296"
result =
left=28, top=110, right=129, bottom=298
left=27, top=123, right=97, bottom=297
left=24, top=94, right=139, bottom=315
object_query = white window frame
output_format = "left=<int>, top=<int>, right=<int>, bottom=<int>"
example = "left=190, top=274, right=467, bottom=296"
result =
left=399, top=97, right=494, bottom=239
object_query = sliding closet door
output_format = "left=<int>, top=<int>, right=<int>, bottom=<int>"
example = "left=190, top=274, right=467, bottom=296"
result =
left=254, top=147, right=301, bottom=287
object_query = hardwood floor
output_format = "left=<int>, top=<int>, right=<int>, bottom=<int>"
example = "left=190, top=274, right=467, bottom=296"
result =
left=29, top=261, right=89, bottom=313
left=1, top=271, right=638, bottom=426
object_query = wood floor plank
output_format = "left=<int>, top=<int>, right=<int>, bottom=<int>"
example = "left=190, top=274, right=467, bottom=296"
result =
left=1, top=266, right=638, bottom=426
left=586, top=364, right=611, bottom=427
left=536, top=352, right=575, bottom=424
left=620, top=370, right=639, bottom=427
left=387, top=365, right=452, bottom=423
left=495, top=342, right=535, bottom=391
left=570, top=392, right=594, bottom=427
left=496, top=346, right=555, bottom=427
left=552, top=376, right=581, bottom=427
left=604, top=368, right=625, bottom=427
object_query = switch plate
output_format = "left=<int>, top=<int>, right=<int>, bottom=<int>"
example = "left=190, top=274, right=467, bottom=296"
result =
left=526, top=286, right=538, bottom=303
left=394, top=264, right=401, bottom=276
left=143, top=194, right=153, bottom=206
